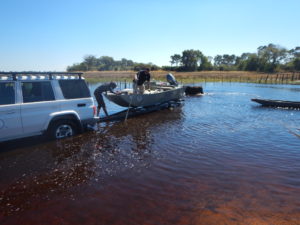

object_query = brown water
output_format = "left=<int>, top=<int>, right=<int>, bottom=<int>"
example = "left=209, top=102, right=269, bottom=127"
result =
left=1, top=82, right=300, bottom=225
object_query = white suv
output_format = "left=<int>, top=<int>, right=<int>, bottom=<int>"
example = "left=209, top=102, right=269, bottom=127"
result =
left=0, top=72, right=97, bottom=142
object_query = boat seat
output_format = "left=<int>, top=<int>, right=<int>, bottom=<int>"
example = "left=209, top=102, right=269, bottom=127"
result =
left=120, top=89, right=134, bottom=94
left=158, top=86, right=174, bottom=91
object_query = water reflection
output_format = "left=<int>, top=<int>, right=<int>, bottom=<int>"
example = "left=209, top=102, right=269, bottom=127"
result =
left=1, top=82, right=300, bottom=224
left=0, top=107, right=183, bottom=217
left=100, top=106, right=182, bottom=147
left=0, top=137, right=95, bottom=216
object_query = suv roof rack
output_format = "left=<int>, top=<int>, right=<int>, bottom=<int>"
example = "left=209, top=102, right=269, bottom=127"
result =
left=0, top=72, right=83, bottom=81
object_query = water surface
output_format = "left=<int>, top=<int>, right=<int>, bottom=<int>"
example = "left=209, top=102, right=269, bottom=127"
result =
left=1, top=82, right=300, bottom=225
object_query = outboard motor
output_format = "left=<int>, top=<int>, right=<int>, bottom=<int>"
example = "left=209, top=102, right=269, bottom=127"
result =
left=166, top=73, right=178, bottom=86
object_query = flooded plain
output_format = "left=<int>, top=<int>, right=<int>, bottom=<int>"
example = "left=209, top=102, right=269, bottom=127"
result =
left=1, top=82, right=300, bottom=225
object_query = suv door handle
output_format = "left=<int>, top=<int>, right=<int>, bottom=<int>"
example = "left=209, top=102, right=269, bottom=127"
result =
left=77, top=103, right=86, bottom=107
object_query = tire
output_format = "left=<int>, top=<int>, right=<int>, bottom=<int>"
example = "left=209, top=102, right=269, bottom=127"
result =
left=47, top=120, right=78, bottom=140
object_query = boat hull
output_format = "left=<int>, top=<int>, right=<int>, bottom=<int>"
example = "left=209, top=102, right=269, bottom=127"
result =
left=251, top=98, right=300, bottom=108
left=105, top=87, right=185, bottom=107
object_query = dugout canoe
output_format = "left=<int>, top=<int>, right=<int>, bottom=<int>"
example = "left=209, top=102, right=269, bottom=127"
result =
left=251, top=98, right=300, bottom=108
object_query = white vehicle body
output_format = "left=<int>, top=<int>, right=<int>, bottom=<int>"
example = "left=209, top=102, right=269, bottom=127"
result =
left=0, top=72, right=97, bottom=142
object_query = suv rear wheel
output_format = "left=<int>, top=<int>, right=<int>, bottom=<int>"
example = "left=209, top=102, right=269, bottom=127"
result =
left=48, top=120, right=78, bottom=139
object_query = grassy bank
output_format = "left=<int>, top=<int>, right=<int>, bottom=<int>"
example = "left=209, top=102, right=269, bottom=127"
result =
left=83, top=71, right=300, bottom=84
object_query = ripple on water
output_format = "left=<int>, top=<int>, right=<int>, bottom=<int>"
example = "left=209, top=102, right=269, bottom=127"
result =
left=1, top=82, right=300, bottom=224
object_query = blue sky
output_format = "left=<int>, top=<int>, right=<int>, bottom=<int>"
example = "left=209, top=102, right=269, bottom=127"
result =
left=0, top=0, right=299, bottom=71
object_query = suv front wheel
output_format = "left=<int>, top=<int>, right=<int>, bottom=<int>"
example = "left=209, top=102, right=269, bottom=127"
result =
left=47, top=120, right=78, bottom=139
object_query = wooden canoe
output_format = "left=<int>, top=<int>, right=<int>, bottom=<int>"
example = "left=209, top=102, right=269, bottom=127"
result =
left=251, top=98, right=300, bottom=108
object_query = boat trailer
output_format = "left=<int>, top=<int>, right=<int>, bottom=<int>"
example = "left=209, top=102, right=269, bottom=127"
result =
left=98, top=100, right=183, bottom=122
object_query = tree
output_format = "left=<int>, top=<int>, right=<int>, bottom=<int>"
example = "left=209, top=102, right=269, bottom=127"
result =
left=293, top=57, right=300, bottom=71
left=214, top=55, right=223, bottom=67
left=83, top=55, right=97, bottom=70
left=289, top=46, right=300, bottom=58
left=67, top=55, right=160, bottom=71
left=120, top=58, right=134, bottom=69
left=67, top=63, right=87, bottom=72
left=245, top=54, right=259, bottom=71
left=98, top=56, right=114, bottom=70
left=213, top=54, right=236, bottom=70
left=222, top=54, right=236, bottom=66
left=257, top=44, right=287, bottom=72
left=286, top=47, right=300, bottom=66
left=199, top=55, right=213, bottom=71
left=170, top=54, right=181, bottom=67
left=181, top=50, right=203, bottom=71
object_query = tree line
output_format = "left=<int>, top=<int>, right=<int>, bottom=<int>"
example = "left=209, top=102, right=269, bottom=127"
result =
left=167, top=44, right=300, bottom=72
left=67, top=55, right=160, bottom=72
left=67, top=44, right=300, bottom=73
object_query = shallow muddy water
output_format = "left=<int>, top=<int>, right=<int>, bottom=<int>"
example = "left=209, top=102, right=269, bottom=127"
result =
left=1, top=82, right=300, bottom=225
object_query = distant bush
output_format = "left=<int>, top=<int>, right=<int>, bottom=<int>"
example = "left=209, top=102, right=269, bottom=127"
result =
left=67, top=55, right=160, bottom=72
left=67, top=63, right=87, bottom=72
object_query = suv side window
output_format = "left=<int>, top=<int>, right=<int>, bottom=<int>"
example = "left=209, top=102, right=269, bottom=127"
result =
left=59, top=80, right=91, bottom=99
left=22, top=81, right=55, bottom=103
left=0, top=82, right=15, bottom=105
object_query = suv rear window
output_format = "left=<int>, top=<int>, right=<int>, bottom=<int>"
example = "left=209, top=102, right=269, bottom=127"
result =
left=0, top=82, right=15, bottom=105
left=22, top=81, right=55, bottom=103
left=59, top=80, right=91, bottom=99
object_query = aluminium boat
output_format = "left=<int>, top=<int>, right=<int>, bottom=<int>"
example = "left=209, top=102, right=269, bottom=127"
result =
left=105, top=84, right=185, bottom=108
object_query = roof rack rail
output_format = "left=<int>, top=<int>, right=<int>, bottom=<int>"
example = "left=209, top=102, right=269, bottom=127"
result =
left=0, top=72, right=83, bottom=80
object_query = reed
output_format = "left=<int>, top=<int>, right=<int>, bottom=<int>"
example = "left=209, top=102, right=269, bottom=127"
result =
left=84, top=71, right=300, bottom=84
